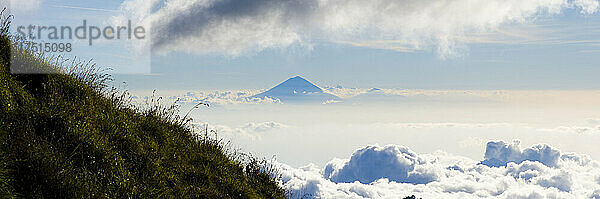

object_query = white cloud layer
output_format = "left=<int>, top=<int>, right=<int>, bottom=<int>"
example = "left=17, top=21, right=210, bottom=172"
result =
left=277, top=140, right=600, bottom=198
left=130, top=90, right=281, bottom=106
left=118, top=0, right=599, bottom=56
left=130, top=89, right=600, bottom=107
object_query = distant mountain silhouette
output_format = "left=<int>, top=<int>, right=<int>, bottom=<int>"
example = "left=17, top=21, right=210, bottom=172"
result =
left=348, top=87, right=407, bottom=103
left=250, top=76, right=340, bottom=103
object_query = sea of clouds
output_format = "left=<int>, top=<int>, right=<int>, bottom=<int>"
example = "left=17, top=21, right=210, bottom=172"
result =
left=276, top=140, right=600, bottom=198
left=129, top=90, right=282, bottom=106
left=129, top=89, right=600, bottom=108
left=128, top=88, right=503, bottom=106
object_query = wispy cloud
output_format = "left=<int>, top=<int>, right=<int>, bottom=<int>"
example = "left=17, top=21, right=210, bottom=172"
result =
left=334, top=40, right=418, bottom=53
left=340, top=21, right=600, bottom=52
left=52, top=5, right=119, bottom=13
left=115, top=0, right=600, bottom=57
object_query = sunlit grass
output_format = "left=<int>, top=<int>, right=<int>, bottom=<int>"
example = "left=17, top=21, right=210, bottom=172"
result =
left=0, top=10, right=285, bottom=198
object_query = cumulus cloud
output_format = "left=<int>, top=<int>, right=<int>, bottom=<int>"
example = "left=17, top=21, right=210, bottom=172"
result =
left=324, top=144, right=437, bottom=184
left=481, top=140, right=562, bottom=167
left=591, top=190, right=600, bottom=198
left=116, top=0, right=600, bottom=56
left=277, top=140, right=600, bottom=198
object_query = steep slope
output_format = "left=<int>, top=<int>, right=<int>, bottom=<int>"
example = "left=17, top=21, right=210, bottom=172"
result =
left=0, top=21, right=285, bottom=198
left=251, top=76, right=340, bottom=103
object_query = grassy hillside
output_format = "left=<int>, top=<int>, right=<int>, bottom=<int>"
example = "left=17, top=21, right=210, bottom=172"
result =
left=0, top=15, right=285, bottom=198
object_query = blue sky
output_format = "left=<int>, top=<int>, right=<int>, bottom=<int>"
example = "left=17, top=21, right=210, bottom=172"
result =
left=6, top=0, right=600, bottom=90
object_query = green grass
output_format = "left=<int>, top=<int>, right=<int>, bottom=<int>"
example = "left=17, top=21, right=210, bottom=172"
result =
left=0, top=12, right=285, bottom=198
